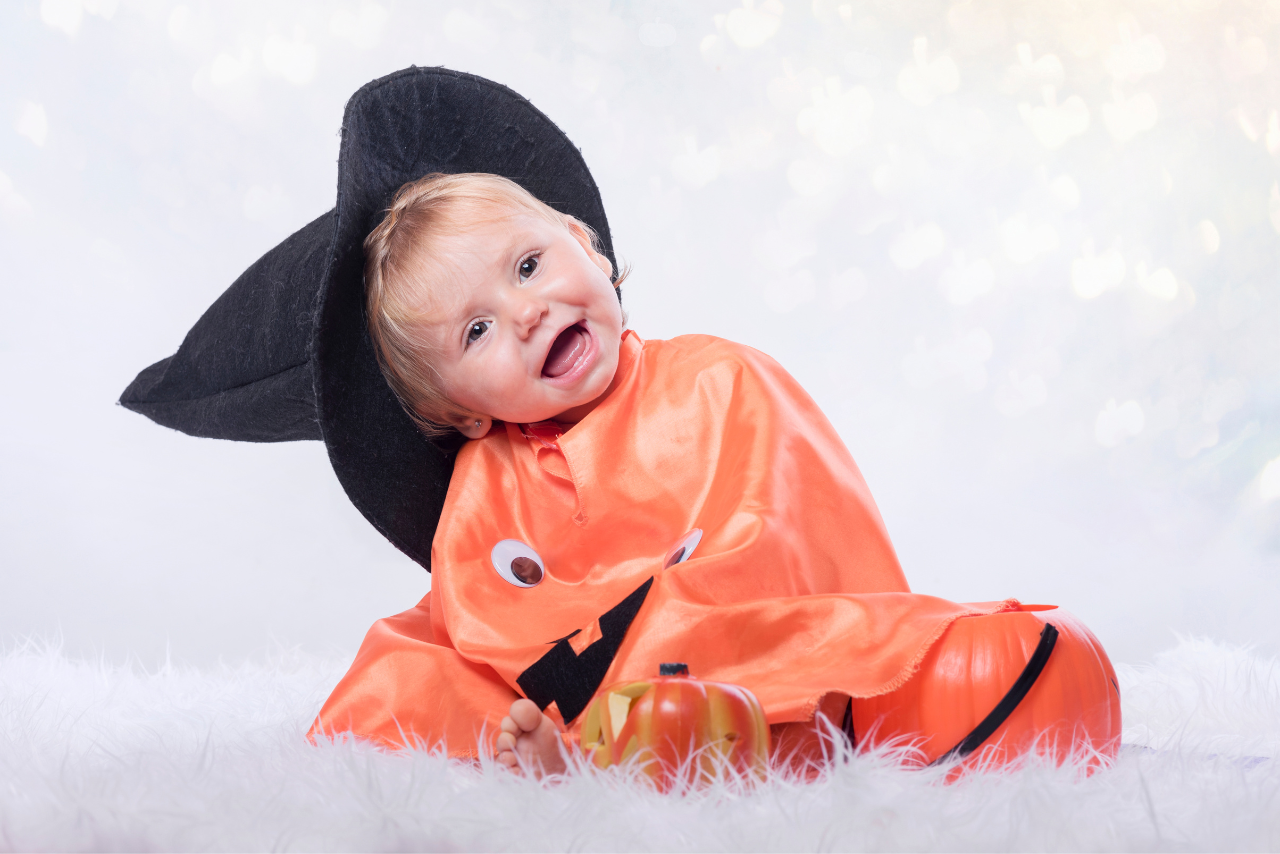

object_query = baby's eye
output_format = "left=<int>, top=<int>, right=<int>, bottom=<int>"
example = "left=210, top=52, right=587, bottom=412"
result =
left=518, top=254, right=539, bottom=282
left=467, top=321, right=489, bottom=344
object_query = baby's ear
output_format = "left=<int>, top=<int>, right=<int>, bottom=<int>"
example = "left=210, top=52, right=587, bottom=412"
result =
left=566, top=218, right=614, bottom=279
left=448, top=413, right=491, bottom=440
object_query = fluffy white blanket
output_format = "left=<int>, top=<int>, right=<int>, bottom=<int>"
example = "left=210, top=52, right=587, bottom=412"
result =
left=2, top=638, right=1277, bottom=852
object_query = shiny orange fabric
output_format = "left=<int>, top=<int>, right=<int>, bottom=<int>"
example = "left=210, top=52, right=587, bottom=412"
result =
left=311, top=332, right=1015, bottom=754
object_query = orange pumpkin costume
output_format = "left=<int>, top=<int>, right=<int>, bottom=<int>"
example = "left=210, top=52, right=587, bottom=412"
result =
left=310, top=331, right=1025, bottom=756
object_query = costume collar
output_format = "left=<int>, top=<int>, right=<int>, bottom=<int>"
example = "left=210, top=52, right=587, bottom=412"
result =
left=614, top=328, right=643, bottom=388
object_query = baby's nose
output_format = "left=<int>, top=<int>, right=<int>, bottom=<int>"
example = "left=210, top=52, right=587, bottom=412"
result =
left=509, top=292, right=549, bottom=333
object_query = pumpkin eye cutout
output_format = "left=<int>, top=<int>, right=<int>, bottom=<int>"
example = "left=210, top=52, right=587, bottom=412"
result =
left=664, top=529, right=703, bottom=569
left=491, top=539, right=545, bottom=587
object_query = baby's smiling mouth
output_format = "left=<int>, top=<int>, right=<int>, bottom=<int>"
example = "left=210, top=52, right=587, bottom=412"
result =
left=541, top=323, right=588, bottom=378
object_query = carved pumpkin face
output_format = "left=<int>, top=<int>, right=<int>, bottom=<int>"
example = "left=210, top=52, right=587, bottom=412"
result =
left=849, top=605, right=1122, bottom=771
left=580, top=665, right=771, bottom=789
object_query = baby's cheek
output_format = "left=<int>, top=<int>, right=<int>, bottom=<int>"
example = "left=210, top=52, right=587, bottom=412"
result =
left=484, top=345, right=538, bottom=410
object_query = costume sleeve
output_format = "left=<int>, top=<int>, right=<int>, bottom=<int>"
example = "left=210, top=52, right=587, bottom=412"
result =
left=646, top=337, right=910, bottom=605
left=307, top=594, right=518, bottom=754
left=585, top=338, right=1006, bottom=727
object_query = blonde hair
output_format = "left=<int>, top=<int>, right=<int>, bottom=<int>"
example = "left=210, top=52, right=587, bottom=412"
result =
left=364, top=172, right=623, bottom=437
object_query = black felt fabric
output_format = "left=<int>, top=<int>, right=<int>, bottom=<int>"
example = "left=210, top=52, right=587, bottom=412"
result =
left=119, top=67, right=616, bottom=572
left=121, top=211, right=333, bottom=442
left=516, top=577, right=654, bottom=724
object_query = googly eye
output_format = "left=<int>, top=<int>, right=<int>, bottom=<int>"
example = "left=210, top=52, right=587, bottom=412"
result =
left=491, top=539, right=545, bottom=587
left=663, top=529, right=703, bottom=569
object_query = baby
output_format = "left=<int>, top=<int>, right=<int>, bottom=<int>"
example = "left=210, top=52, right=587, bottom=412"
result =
left=365, top=171, right=631, bottom=773
left=311, top=171, right=1002, bottom=774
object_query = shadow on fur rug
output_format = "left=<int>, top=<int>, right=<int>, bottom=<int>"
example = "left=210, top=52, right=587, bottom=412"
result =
left=2, top=637, right=1278, bottom=852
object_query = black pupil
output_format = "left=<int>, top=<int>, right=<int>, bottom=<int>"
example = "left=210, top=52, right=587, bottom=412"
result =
left=469, top=322, right=485, bottom=341
left=521, top=257, right=537, bottom=278
left=511, top=556, right=542, bottom=585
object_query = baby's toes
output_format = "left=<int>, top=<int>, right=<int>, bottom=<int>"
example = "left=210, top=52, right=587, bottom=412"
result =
left=496, top=699, right=566, bottom=776
left=522, top=714, right=568, bottom=775
left=508, top=699, right=543, bottom=733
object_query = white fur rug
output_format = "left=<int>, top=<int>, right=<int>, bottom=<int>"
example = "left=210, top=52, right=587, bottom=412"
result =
left=2, top=638, right=1278, bottom=852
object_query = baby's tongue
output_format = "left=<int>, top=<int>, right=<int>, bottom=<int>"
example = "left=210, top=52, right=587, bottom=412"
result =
left=542, top=325, right=586, bottom=378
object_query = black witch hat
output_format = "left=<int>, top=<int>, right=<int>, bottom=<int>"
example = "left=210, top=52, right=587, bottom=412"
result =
left=119, top=67, right=616, bottom=572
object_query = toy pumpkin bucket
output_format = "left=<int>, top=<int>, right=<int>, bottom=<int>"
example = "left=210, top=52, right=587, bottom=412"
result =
left=580, top=663, right=771, bottom=789
left=848, top=604, right=1122, bottom=771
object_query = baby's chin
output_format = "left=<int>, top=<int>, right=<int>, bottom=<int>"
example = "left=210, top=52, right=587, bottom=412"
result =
left=514, top=364, right=619, bottom=425
left=543, top=336, right=621, bottom=421
left=533, top=388, right=613, bottom=425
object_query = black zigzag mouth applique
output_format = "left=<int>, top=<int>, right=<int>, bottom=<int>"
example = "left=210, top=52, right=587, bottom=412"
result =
left=516, top=577, right=654, bottom=724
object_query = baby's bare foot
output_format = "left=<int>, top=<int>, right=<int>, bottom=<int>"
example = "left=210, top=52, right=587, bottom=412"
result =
left=495, top=699, right=567, bottom=776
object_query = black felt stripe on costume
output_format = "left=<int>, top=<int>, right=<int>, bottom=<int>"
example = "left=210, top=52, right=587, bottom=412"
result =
left=928, top=621, right=1059, bottom=766
left=516, top=577, right=654, bottom=724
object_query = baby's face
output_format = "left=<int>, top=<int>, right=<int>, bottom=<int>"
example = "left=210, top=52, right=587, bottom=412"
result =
left=410, top=210, right=623, bottom=435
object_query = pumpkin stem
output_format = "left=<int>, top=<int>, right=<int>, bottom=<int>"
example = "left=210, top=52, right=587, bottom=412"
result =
left=659, top=662, right=690, bottom=676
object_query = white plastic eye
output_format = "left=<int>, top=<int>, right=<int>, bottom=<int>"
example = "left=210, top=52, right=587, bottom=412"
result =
left=490, top=539, right=545, bottom=587
left=663, top=529, right=703, bottom=569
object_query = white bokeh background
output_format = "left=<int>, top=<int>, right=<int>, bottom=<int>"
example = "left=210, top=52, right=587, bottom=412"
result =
left=2, top=0, right=1278, bottom=670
